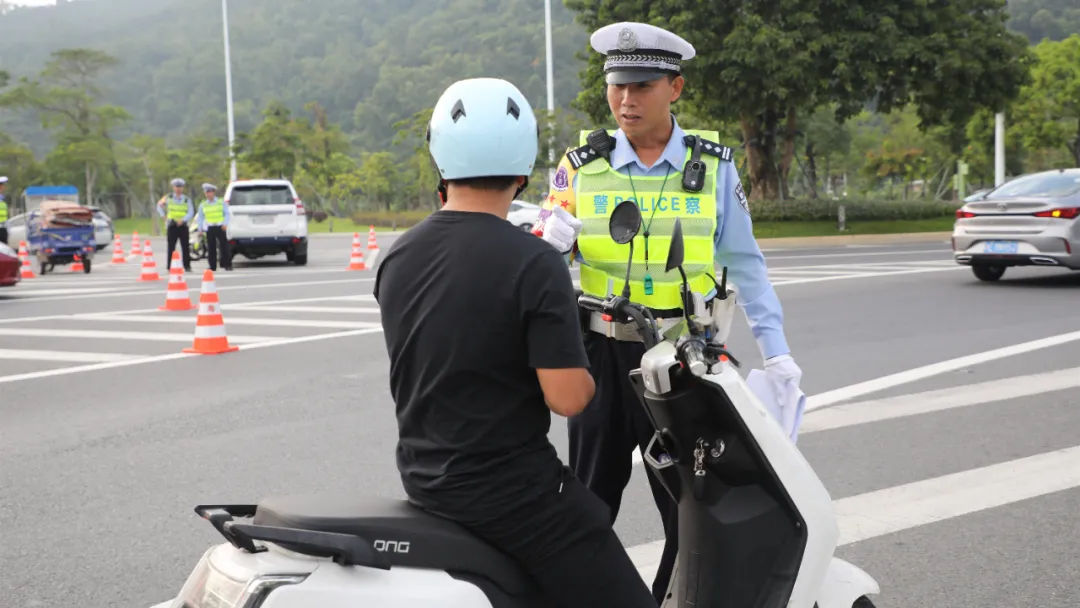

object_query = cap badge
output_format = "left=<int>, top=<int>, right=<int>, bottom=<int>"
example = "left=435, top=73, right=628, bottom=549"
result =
left=616, top=27, right=638, bottom=52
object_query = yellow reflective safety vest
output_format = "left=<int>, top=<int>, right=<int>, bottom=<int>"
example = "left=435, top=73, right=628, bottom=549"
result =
left=201, top=200, right=225, bottom=225
left=0, top=199, right=7, bottom=223
left=574, top=129, right=722, bottom=312
left=167, top=195, right=190, bottom=221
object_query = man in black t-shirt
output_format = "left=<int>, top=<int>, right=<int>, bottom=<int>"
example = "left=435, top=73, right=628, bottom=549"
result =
left=374, top=78, right=658, bottom=608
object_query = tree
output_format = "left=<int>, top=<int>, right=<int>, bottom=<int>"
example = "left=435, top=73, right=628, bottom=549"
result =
left=1012, top=35, right=1080, bottom=167
left=563, top=0, right=1033, bottom=201
left=295, top=101, right=355, bottom=214
left=0, top=49, right=131, bottom=204
left=355, top=151, right=396, bottom=211
left=239, top=100, right=304, bottom=180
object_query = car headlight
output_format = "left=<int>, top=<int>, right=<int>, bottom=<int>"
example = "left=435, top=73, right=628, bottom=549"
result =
left=0, top=242, right=15, bottom=257
left=172, top=549, right=307, bottom=608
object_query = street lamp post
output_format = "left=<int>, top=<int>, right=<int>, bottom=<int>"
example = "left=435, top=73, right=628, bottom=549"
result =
left=544, top=0, right=555, bottom=188
left=222, top=0, right=238, bottom=183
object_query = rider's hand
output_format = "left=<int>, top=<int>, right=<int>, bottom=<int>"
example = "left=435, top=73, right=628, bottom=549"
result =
left=764, top=354, right=805, bottom=442
left=540, top=206, right=582, bottom=254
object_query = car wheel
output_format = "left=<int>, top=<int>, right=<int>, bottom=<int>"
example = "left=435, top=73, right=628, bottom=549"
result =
left=520, top=223, right=533, bottom=232
left=293, top=254, right=307, bottom=266
left=972, top=264, right=1006, bottom=282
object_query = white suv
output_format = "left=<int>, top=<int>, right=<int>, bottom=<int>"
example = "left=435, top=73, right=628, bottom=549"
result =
left=223, top=179, right=309, bottom=266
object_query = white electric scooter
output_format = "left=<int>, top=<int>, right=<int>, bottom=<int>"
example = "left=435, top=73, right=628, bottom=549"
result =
left=149, top=201, right=880, bottom=608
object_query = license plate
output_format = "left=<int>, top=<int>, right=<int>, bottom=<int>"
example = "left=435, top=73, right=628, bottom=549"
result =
left=251, top=216, right=275, bottom=225
left=983, top=240, right=1019, bottom=254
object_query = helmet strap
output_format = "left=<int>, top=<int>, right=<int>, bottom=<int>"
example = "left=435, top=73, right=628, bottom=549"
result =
left=437, top=180, right=448, bottom=206
left=513, top=176, right=529, bottom=200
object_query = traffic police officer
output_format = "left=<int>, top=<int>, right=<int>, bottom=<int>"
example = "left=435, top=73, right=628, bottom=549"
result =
left=157, top=178, right=195, bottom=271
left=537, top=21, right=804, bottom=604
left=196, top=183, right=232, bottom=272
left=0, top=176, right=8, bottom=246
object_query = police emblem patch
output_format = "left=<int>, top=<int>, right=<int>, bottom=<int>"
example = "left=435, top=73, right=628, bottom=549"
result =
left=617, top=28, right=638, bottom=52
left=552, top=165, right=569, bottom=191
left=735, top=182, right=750, bottom=216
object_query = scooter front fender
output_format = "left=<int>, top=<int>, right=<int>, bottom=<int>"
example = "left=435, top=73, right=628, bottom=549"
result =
left=148, top=601, right=173, bottom=608
left=815, top=557, right=880, bottom=608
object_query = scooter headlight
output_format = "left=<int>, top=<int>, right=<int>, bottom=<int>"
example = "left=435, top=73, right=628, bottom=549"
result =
left=172, top=549, right=307, bottom=608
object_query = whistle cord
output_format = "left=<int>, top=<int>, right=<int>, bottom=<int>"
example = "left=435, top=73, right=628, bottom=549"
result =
left=626, top=163, right=673, bottom=275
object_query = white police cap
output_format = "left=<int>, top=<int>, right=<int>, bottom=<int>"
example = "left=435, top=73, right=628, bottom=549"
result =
left=0, top=176, right=7, bottom=184
left=590, top=22, right=696, bottom=85
left=171, top=178, right=185, bottom=187
left=202, top=183, right=217, bottom=192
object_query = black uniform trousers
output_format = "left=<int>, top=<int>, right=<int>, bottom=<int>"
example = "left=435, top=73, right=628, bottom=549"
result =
left=417, top=467, right=658, bottom=608
left=568, top=330, right=679, bottom=605
left=166, top=221, right=191, bottom=271
left=0, top=228, right=8, bottom=248
left=205, top=225, right=231, bottom=271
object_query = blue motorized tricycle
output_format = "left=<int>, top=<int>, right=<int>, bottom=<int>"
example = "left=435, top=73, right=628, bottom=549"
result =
left=26, top=209, right=97, bottom=275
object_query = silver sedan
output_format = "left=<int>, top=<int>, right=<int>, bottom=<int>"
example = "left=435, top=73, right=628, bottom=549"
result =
left=952, top=168, right=1080, bottom=281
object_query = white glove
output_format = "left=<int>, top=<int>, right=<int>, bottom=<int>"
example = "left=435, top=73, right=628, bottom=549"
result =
left=765, top=354, right=806, bottom=442
left=540, top=206, right=582, bottom=254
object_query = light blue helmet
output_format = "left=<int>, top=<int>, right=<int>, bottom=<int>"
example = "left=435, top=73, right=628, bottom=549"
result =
left=427, top=78, right=538, bottom=181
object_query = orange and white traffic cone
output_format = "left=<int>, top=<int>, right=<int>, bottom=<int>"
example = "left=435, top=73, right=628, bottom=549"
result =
left=17, top=241, right=35, bottom=279
left=158, top=251, right=194, bottom=311
left=367, top=225, right=379, bottom=250
left=129, top=231, right=142, bottom=261
left=110, top=236, right=127, bottom=264
left=138, top=239, right=162, bottom=281
left=347, top=233, right=367, bottom=270
left=183, top=270, right=239, bottom=355
left=70, top=254, right=84, bottom=272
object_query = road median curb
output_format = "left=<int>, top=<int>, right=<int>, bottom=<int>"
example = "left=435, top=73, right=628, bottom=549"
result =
left=757, top=231, right=951, bottom=249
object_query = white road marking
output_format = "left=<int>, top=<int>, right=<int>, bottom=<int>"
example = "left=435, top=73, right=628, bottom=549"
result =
left=2, top=276, right=375, bottom=304
left=0, top=328, right=272, bottom=344
left=808, top=329, right=1080, bottom=410
left=630, top=444, right=1080, bottom=580
left=224, top=294, right=377, bottom=309
left=0, top=328, right=386, bottom=385
left=800, top=366, right=1080, bottom=433
left=223, top=305, right=381, bottom=314
left=77, top=314, right=382, bottom=330
left=0, top=348, right=141, bottom=363
left=770, top=265, right=966, bottom=286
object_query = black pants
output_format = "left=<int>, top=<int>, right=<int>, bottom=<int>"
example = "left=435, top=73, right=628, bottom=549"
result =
left=166, top=221, right=191, bottom=270
left=568, top=332, right=679, bottom=605
left=426, top=469, right=657, bottom=608
left=0, top=227, right=8, bottom=247
left=206, top=225, right=231, bottom=271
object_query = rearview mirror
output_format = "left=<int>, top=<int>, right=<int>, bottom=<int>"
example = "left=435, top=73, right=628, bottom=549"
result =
left=608, top=200, right=641, bottom=245
left=665, top=217, right=685, bottom=272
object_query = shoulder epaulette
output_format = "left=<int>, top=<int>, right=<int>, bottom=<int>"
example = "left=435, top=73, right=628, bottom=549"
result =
left=683, top=135, right=734, bottom=162
left=567, top=129, right=617, bottom=170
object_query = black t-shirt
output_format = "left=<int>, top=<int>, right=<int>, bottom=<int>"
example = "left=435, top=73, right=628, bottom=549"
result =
left=374, top=209, right=589, bottom=517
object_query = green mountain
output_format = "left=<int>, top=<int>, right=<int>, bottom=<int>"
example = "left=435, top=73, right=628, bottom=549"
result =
left=0, top=0, right=590, bottom=155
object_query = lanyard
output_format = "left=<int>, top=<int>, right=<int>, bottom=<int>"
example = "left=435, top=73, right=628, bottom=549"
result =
left=626, top=163, right=673, bottom=296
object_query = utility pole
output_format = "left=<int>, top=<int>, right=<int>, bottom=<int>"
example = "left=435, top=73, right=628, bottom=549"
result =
left=222, top=0, right=238, bottom=183
left=544, top=0, right=556, bottom=189
left=994, top=112, right=1005, bottom=186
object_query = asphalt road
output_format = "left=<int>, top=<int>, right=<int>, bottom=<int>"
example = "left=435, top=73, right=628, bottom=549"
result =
left=1, top=231, right=1078, bottom=608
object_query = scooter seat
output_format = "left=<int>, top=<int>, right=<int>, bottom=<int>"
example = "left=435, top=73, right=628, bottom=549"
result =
left=254, top=494, right=544, bottom=598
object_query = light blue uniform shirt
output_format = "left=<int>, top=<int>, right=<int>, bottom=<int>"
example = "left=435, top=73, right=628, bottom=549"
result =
left=562, top=117, right=790, bottom=359
left=196, top=199, right=232, bottom=232
left=157, top=194, right=195, bottom=224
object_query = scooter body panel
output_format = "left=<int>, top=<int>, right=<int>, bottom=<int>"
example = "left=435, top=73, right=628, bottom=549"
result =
left=634, top=345, right=846, bottom=608
left=816, top=557, right=880, bottom=608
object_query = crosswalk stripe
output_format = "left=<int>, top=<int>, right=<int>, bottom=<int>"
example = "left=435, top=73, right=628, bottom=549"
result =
left=0, top=328, right=272, bottom=343
left=631, top=444, right=1080, bottom=580
left=801, top=366, right=1080, bottom=433
left=76, top=314, right=381, bottom=330
left=0, top=348, right=141, bottom=363
left=222, top=305, right=381, bottom=314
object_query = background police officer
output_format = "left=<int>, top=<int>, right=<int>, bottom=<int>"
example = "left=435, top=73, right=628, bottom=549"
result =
left=196, top=183, right=232, bottom=271
left=538, top=21, right=805, bottom=604
left=0, top=176, right=8, bottom=246
left=157, top=177, right=194, bottom=271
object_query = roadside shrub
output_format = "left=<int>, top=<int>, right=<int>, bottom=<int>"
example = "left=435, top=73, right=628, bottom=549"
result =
left=349, top=210, right=432, bottom=229
left=749, top=198, right=959, bottom=222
